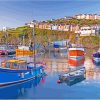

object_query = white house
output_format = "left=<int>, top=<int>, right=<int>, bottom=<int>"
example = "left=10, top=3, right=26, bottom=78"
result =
left=79, top=26, right=96, bottom=36
left=85, top=14, right=90, bottom=19
left=93, top=25, right=100, bottom=35
left=75, top=14, right=86, bottom=19
left=63, top=25, right=70, bottom=31
left=51, top=24, right=58, bottom=30
left=75, top=14, right=100, bottom=20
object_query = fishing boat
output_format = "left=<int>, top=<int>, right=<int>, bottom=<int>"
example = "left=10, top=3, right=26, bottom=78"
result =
left=0, top=45, right=15, bottom=55
left=92, top=50, right=100, bottom=65
left=0, top=22, right=46, bottom=87
left=16, top=45, right=37, bottom=56
left=68, top=47, right=85, bottom=58
left=16, top=33, right=37, bottom=56
left=0, top=59, right=45, bottom=87
left=57, top=67, right=86, bottom=85
left=92, top=50, right=100, bottom=63
left=68, top=33, right=85, bottom=58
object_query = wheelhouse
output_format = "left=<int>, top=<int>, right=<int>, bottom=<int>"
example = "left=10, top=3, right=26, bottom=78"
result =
left=1, top=60, right=27, bottom=70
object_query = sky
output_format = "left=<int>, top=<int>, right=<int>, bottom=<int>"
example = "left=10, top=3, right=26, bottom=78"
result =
left=0, top=0, right=100, bottom=29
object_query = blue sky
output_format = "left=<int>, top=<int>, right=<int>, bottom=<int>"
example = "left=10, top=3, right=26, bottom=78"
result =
left=0, top=0, right=100, bottom=29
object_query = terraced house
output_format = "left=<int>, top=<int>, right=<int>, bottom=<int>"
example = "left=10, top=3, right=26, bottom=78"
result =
left=75, top=14, right=100, bottom=20
left=77, top=25, right=100, bottom=36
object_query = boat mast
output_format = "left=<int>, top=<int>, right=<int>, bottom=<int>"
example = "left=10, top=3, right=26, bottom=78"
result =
left=3, top=27, right=7, bottom=47
left=29, top=21, right=36, bottom=67
left=33, top=24, right=36, bottom=68
left=22, top=35, right=25, bottom=46
left=30, top=21, right=36, bottom=68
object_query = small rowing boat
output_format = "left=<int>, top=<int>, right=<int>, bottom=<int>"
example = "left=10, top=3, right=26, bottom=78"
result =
left=57, top=67, right=86, bottom=85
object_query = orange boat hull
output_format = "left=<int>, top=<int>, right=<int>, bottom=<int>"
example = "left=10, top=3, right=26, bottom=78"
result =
left=16, top=49, right=37, bottom=56
left=68, top=50, right=84, bottom=57
left=68, top=58, right=85, bottom=66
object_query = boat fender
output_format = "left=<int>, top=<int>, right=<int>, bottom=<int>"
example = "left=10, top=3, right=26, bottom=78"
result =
left=57, top=80, right=61, bottom=84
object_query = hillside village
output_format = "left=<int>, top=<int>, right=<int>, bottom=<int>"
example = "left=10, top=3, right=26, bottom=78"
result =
left=0, top=14, right=99, bottom=48
left=27, top=14, right=100, bottom=36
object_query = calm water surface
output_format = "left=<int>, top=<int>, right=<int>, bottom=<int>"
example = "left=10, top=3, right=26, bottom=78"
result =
left=0, top=51, right=100, bottom=99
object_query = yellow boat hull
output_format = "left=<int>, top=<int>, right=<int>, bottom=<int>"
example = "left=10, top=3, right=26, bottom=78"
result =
left=16, top=49, right=37, bottom=56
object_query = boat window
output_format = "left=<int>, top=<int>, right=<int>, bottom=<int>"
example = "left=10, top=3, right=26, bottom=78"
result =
left=13, top=63, right=19, bottom=69
left=19, top=63, right=27, bottom=70
left=6, top=62, right=10, bottom=68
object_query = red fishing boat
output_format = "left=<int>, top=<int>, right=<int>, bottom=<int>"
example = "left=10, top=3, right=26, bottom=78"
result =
left=68, top=48, right=85, bottom=58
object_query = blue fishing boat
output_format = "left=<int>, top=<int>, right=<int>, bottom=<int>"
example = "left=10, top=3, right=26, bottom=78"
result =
left=93, top=51, right=100, bottom=63
left=0, top=22, right=46, bottom=87
left=0, top=59, right=45, bottom=87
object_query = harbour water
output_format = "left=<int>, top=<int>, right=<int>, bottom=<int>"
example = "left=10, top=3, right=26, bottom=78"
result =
left=0, top=50, right=100, bottom=99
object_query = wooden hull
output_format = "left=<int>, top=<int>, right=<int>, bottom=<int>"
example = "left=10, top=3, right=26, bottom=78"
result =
left=68, top=48, right=84, bottom=57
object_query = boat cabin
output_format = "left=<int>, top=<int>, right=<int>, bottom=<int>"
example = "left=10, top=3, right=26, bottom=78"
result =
left=1, top=59, right=27, bottom=70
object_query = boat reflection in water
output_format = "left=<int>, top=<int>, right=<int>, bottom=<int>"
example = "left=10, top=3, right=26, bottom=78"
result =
left=57, top=46, right=86, bottom=86
left=0, top=76, right=45, bottom=99
left=57, top=67, right=86, bottom=86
